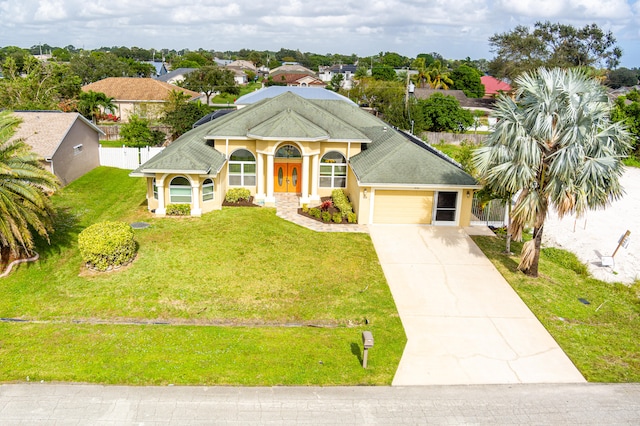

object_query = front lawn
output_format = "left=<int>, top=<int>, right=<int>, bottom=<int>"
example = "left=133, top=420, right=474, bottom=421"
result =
left=472, top=235, right=640, bottom=382
left=0, top=167, right=405, bottom=385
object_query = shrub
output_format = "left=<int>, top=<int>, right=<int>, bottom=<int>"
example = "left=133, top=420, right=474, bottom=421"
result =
left=320, top=200, right=333, bottom=211
left=331, top=189, right=354, bottom=217
left=347, top=212, right=357, bottom=223
left=322, top=211, right=332, bottom=222
left=166, top=204, right=191, bottom=216
left=225, top=188, right=251, bottom=203
left=309, top=208, right=321, bottom=218
left=78, top=221, right=136, bottom=272
left=301, top=204, right=309, bottom=213
left=332, top=213, right=342, bottom=223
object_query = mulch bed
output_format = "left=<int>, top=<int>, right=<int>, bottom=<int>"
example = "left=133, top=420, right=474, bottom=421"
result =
left=222, top=196, right=261, bottom=207
left=297, top=197, right=351, bottom=224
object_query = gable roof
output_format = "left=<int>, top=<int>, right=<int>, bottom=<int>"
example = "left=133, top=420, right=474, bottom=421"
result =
left=481, top=75, right=512, bottom=96
left=156, top=68, right=196, bottom=83
left=82, top=77, right=201, bottom=102
left=9, top=111, right=103, bottom=158
left=270, top=64, right=315, bottom=77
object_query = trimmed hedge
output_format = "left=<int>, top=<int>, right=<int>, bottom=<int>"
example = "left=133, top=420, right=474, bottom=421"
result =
left=225, top=188, right=251, bottom=203
left=78, top=221, right=136, bottom=272
left=331, top=189, right=354, bottom=217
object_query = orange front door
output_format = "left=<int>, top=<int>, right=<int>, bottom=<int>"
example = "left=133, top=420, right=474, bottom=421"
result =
left=274, top=162, right=302, bottom=193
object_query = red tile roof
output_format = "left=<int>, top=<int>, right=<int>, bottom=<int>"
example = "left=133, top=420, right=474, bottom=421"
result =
left=481, top=76, right=512, bottom=96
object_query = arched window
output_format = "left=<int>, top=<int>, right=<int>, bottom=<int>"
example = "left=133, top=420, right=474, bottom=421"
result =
left=229, top=149, right=256, bottom=186
left=202, top=178, right=214, bottom=201
left=152, top=178, right=158, bottom=199
left=275, top=144, right=302, bottom=158
left=320, top=151, right=347, bottom=188
left=169, top=176, right=191, bottom=203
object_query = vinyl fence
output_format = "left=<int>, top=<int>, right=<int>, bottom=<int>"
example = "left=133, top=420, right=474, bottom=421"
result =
left=99, top=146, right=164, bottom=170
left=471, top=197, right=509, bottom=228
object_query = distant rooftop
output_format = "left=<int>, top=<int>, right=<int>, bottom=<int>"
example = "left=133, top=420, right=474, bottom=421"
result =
left=235, top=86, right=356, bottom=106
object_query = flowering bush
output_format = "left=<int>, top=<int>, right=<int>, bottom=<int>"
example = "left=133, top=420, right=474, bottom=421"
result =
left=320, top=200, right=333, bottom=211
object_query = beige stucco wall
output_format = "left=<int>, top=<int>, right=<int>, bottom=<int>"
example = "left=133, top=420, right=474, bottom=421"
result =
left=50, top=119, right=101, bottom=185
left=145, top=173, right=224, bottom=215
left=458, top=189, right=474, bottom=227
left=116, top=101, right=165, bottom=122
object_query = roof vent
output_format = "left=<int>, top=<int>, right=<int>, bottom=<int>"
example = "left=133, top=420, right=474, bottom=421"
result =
left=383, top=126, right=388, bottom=132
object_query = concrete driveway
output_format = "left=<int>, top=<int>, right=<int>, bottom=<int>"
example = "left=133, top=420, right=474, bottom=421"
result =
left=369, top=225, right=585, bottom=386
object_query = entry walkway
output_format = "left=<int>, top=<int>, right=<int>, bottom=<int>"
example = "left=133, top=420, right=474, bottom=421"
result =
left=369, top=225, right=585, bottom=386
left=273, top=193, right=368, bottom=233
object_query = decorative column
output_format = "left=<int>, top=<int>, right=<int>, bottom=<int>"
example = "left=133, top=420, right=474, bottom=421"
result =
left=310, top=154, right=320, bottom=202
left=265, top=153, right=275, bottom=205
left=191, top=181, right=201, bottom=217
left=301, top=154, right=310, bottom=204
left=256, top=152, right=265, bottom=200
left=156, top=177, right=166, bottom=216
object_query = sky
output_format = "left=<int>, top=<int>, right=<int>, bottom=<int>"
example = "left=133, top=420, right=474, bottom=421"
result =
left=1, top=0, right=640, bottom=67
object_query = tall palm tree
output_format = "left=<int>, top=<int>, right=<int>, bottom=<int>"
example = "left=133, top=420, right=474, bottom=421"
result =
left=0, top=111, right=60, bottom=266
left=473, top=68, right=631, bottom=277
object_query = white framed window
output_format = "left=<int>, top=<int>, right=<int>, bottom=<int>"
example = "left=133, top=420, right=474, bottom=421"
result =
left=152, top=178, right=158, bottom=199
left=319, top=151, right=347, bottom=188
left=169, top=176, right=191, bottom=203
left=229, top=149, right=256, bottom=186
left=73, top=144, right=83, bottom=155
left=202, top=178, right=214, bottom=201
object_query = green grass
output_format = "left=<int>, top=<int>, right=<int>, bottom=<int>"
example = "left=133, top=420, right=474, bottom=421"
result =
left=211, top=82, right=262, bottom=104
left=0, top=167, right=404, bottom=385
left=472, top=235, right=640, bottom=382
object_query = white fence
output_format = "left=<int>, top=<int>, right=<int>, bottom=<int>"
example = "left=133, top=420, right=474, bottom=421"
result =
left=99, top=146, right=164, bottom=170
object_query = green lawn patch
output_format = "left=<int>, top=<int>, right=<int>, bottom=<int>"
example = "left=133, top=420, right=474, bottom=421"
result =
left=472, top=235, right=640, bottom=382
left=0, top=167, right=404, bottom=385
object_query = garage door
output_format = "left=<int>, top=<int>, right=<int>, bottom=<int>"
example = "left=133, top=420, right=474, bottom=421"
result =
left=372, top=190, right=434, bottom=224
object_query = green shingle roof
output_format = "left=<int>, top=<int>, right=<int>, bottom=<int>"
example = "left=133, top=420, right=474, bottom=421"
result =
left=203, top=91, right=370, bottom=142
left=132, top=89, right=477, bottom=188
left=131, top=123, right=226, bottom=175
left=247, top=109, right=329, bottom=141
left=349, top=130, right=477, bottom=186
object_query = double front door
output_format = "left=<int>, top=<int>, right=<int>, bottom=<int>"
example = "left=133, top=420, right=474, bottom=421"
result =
left=274, top=162, right=302, bottom=193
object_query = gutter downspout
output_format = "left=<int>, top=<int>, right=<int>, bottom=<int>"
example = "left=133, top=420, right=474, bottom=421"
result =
left=45, top=157, right=54, bottom=175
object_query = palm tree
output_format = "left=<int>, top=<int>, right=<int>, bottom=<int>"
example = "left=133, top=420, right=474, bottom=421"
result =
left=425, top=60, right=453, bottom=90
left=77, top=90, right=116, bottom=123
left=473, top=68, right=631, bottom=277
left=0, top=111, right=60, bottom=266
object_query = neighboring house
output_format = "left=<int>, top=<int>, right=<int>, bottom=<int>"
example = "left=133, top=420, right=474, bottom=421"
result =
left=269, top=64, right=316, bottom=79
left=270, top=74, right=325, bottom=87
left=81, top=77, right=203, bottom=122
left=227, top=67, right=249, bottom=86
left=143, top=61, right=168, bottom=77
left=226, top=60, right=257, bottom=73
left=131, top=87, right=479, bottom=226
left=319, top=64, right=358, bottom=89
left=480, top=75, right=512, bottom=98
left=10, top=111, right=103, bottom=185
left=156, top=68, right=196, bottom=85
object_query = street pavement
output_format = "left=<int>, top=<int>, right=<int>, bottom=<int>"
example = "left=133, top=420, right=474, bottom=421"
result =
left=1, top=383, right=639, bottom=424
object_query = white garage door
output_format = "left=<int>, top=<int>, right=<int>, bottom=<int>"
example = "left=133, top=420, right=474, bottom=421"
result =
left=372, top=190, right=434, bottom=224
